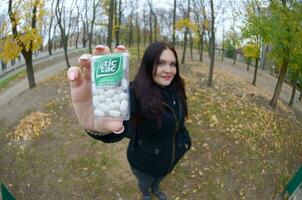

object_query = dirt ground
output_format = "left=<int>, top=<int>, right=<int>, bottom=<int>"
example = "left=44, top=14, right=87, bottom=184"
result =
left=0, top=54, right=301, bottom=200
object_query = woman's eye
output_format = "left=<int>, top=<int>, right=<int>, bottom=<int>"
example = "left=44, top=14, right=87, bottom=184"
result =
left=171, top=63, right=177, bottom=67
left=158, top=61, right=165, bottom=66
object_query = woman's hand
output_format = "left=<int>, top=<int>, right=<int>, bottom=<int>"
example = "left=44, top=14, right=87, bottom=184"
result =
left=67, top=45, right=128, bottom=133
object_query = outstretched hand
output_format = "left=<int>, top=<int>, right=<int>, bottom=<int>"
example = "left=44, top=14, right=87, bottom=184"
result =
left=67, top=45, right=128, bottom=134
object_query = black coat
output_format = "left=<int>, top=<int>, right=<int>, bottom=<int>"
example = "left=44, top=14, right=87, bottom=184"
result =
left=86, top=82, right=191, bottom=178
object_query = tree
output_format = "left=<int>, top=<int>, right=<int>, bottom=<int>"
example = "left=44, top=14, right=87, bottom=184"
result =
left=114, top=0, right=122, bottom=46
left=107, top=0, right=114, bottom=49
left=55, top=0, right=76, bottom=68
left=88, top=0, right=100, bottom=53
left=181, top=0, right=190, bottom=64
left=207, top=0, right=215, bottom=86
left=242, top=43, right=260, bottom=85
left=243, top=0, right=302, bottom=108
left=267, top=0, right=302, bottom=108
left=47, top=0, right=57, bottom=55
left=242, top=0, right=262, bottom=86
left=0, top=0, right=45, bottom=88
left=172, top=0, right=177, bottom=45
left=192, top=0, right=208, bottom=62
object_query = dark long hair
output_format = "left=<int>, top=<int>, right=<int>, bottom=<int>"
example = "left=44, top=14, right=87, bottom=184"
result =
left=133, top=41, right=188, bottom=120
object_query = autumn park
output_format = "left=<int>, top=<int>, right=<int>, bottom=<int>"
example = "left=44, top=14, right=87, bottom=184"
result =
left=0, top=0, right=302, bottom=199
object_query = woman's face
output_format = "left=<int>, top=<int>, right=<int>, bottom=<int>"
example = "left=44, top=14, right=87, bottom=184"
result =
left=153, top=49, right=177, bottom=87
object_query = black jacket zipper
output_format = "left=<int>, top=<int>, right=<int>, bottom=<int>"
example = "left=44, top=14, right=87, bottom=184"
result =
left=161, top=100, right=182, bottom=172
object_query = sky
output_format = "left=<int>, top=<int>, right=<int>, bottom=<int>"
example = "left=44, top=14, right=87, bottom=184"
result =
left=0, top=0, right=244, bottom=44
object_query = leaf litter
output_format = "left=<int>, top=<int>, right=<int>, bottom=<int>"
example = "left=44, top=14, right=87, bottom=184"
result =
left=8, top=112, right=52, bottom=141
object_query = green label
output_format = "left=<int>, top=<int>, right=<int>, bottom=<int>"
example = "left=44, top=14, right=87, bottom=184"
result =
left=93, top=54, right=123, bottom=87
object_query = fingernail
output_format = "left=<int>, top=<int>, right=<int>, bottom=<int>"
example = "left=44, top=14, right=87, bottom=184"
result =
left=79, top=54, right=92, bottom=61
left=68, top=71, right=77, bottom=81
left=95, top=45, right=105, bottom=51
left=117, top=45, right=125, bottom=50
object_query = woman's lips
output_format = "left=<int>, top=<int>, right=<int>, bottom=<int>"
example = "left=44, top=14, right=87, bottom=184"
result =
left=162, top=76, right=172, bottom=80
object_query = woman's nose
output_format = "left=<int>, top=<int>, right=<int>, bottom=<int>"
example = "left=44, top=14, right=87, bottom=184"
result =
left=163, top=65, right=172, bottom=72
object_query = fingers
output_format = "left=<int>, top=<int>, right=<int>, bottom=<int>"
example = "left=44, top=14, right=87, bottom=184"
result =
left=93, top=45, right=111, bottom=55
left=113, top=45, right=128, bottom=53
left=67, top=66, right=83, bottom=88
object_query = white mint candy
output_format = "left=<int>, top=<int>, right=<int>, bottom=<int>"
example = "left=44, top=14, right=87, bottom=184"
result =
left=95, top=110, right=105, bottom=117
left=109, top=110, right=121, bottom=117
left=97, top=88, right=105, bottom=95
left=104, top=89, right=115, bottom=97
left=115, top=87, right=123, bottom=93
left=120, top=100, right=128, bottom=112
left=98, top=95, right=105, bottom=102
left=109, top=102, right=120, bottom=110
left=120, top=92, right=128, bottom=100
left=105, top=98, right=112, bottom=104
left=112, top=94, right=120, bottom=101
left=98, top=103, right=109, bottom=112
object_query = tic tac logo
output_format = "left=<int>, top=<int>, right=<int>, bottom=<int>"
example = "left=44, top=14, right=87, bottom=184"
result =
left=95, top=56, right=121, bottom=79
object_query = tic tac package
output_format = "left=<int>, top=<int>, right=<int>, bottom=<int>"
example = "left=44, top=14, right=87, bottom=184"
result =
left=91, top=53, right=130, bottom=120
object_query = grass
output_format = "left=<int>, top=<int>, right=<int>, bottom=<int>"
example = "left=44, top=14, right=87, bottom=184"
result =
left=0, top=70, right=26, bottom=90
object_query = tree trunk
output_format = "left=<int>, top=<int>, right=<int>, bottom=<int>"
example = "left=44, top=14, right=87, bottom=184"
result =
left=128, top=10, right=134, bottom=47
left=289, top=80, right=297, bottom=106
left=153, top=14, right=157, bottom=42
left=299, top=88, right=302, bottom=101
left=62, top=35, right=70, bottom=68
left=208, top=0, right=215, bottom=87
left=189, top=31, right=193, bottom=60
left=82, top=21, right=87, bottom=48
left=270, top=58, right=289, bottom=108
left=115, top=0, right=121, bottom=46
left=199, top=30, right=204, bottom=62
left=252, top=57, right=259, bottom=85
left=22, top=51, right=36, bottom=88
left=149, top=4, right=153, bottom=44
left=136, top=6, right=140, bottom=64
left=233, top=49, right=236, bottom=65
left=181, top=0, right=190, bottom=64
left=181, top=27, right=188, bottom=64
left=107, top=0, right=114, bottom=49
left=172, top=0, right=176, bottom=45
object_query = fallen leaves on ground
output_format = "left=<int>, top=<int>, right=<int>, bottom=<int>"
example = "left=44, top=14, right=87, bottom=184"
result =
left=9, top=112, right=52, bottom=141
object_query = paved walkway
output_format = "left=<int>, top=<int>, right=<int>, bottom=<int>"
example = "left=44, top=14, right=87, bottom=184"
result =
left=0, top=54, right=80, bottom=107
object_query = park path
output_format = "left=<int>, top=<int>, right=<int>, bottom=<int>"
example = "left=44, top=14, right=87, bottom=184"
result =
left=0, top=55, right=78, bottom=107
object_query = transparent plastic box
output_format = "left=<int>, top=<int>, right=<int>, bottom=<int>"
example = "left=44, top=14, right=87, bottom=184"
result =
left=91, top=53, right=130, bottom=120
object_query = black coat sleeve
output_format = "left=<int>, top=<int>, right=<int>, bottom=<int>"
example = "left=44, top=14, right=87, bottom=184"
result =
left=85, top=120, right=131, bottom=143
left=179, top=119, right=192, bottom=150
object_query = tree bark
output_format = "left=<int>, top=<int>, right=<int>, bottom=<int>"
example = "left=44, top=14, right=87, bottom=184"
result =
left=135, top=2, right=140, bottom=63
left=172, top=0, right=177, bottom=45
left=270, top=58, right=289, bottom=108
left=107, top=0, right=114, bottom=49
left=148, top=0, right=153, bottom=45
left=207, top=0, right=215, bottom=87
left=289, top=80, right=297, bottom=106
left=22, top=51, right=36, bottom=88
left=252, top=57, right=259, bottom=85
left=181, top=0, right=190, bottom=64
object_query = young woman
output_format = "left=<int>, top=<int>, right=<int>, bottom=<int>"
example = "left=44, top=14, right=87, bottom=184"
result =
left=67, top=41, right=191, bottom=200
